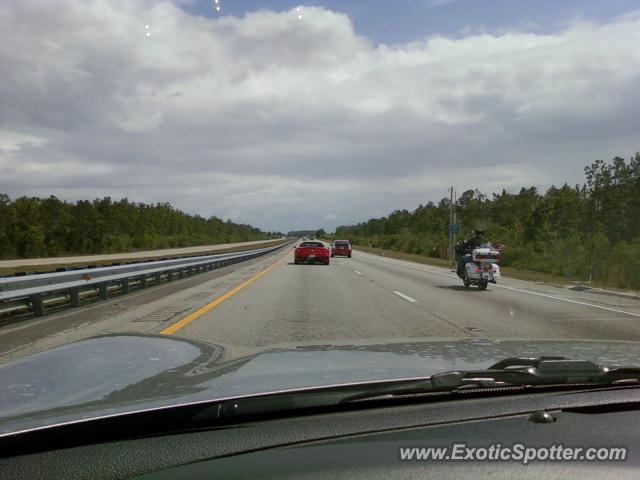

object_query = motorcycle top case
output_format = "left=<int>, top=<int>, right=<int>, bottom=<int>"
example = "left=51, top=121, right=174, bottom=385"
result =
left=472, top=247, right=501, bottom=263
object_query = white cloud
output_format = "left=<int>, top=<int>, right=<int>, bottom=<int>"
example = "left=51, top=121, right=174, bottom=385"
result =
left=1, top=2, right=639, bottom=232
left=428, top=0, right=460, bottom=7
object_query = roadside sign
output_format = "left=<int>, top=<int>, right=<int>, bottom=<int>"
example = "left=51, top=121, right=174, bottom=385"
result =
left=450, top=224, right=459, bottom=234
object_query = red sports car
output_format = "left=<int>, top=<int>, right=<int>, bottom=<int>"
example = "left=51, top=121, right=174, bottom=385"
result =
left=294, top=241, right=330, bottom=265
left=331, top=240, right=352, bottom=258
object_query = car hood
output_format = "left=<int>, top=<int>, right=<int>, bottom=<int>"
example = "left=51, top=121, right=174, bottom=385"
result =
left=3, top=334, right=640, bottom=436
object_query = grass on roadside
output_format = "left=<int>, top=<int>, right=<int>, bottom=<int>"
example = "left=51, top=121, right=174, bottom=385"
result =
left=353, top=245, right=576, bottom=286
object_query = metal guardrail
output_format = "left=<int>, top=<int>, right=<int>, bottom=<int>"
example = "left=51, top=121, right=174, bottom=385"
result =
left=0, top=242, right=292, bottom=318
left=0, top=245, right=286, bottom=291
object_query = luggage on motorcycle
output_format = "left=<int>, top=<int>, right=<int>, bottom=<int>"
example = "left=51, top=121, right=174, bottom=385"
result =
left=472, top=247, right=501, bottom=263
left=490, top=263, right=502, bottom=279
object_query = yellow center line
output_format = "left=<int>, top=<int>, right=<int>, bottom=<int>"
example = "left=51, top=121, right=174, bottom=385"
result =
left=160, top=251, right=291, bottom=335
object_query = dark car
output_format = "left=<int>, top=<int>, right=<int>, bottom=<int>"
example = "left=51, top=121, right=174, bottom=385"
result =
left=3, top=334, right=640, bottom=478
left=294, top=241, right=330, bottom=265
left=331, top=239, right=352, bottom=258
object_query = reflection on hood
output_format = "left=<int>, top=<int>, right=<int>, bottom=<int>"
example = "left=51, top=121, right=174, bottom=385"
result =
left=2, top=334, right=640, bottom=435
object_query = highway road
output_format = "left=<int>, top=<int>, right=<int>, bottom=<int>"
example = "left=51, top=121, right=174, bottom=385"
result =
left=1, top=245, right=640, bottom=363
left=0, top=239, right=286, bottom=271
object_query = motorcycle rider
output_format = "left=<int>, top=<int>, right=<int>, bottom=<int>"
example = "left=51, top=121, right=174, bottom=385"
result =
left=456, top=230, right=486, bottom=278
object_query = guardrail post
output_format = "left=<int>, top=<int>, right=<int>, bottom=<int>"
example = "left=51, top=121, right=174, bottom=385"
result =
left=121, top=278, right=130, bottom=294
left=30, top=294, right=44, bottom=317
left=167, top=271, right=173, bottom=281
left=154, top=273, right=161, bottom=284
left=70, top=288, right=80, bottom=307
left=140, top=276, right=148, bottom=289
left=99, top=283, right=109, bottom=300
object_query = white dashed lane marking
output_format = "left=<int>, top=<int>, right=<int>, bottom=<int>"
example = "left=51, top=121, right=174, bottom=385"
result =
left=365, top=255, right=640, bottom=318
left=393, top=291, right=419, bottom=303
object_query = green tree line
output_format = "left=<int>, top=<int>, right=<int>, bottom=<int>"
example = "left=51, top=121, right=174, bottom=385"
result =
left=336, top=154, right=640, bottom=289
left=0, top=196, right=280, bottom=259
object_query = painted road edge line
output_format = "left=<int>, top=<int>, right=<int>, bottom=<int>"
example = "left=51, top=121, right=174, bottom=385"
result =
left=393, top=291, right=419, bottom=303
left=160, top=252, right=290, bottom=335
left=494, top=283, right=640, bottom=318
left=364, top=253, right=640, bottom=318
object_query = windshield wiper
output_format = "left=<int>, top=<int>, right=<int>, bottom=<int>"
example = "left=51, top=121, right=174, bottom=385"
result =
left=216, top=357, right=640, bottom=420
left=341, top=356, right=640, bottom=403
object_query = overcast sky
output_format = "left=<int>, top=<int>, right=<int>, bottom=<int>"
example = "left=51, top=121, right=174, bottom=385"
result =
left=1, top=1, right=639, bottom=233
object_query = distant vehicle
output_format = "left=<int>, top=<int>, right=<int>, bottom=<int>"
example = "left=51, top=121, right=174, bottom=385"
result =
left=294, top=241, right=330, bottom=265
left=456, top=241, right=503, bottom=290
left=331, top=240, right=352, bottom=258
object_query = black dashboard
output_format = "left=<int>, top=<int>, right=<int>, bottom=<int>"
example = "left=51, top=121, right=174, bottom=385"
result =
left=2, top=387, right=640, bottom=479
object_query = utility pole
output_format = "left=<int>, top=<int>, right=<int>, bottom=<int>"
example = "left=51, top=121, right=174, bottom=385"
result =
left=453, top=189, right=457, bottom=264
left=449, top=186, right=454, bottom=266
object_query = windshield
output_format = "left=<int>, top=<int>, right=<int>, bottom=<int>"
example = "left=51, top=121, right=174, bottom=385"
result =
left=299, top=242, right=325, bottom=248
left=1, top=0, right=640, bottom=437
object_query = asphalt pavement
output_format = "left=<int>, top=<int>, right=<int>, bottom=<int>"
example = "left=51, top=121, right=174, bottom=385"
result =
left=173, top=248, right=640, bottom=347
left=2, top=246, right=640, bottom=363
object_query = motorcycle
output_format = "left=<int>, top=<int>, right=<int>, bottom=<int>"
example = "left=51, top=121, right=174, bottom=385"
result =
left=456, top=242, right=503, bottom=290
